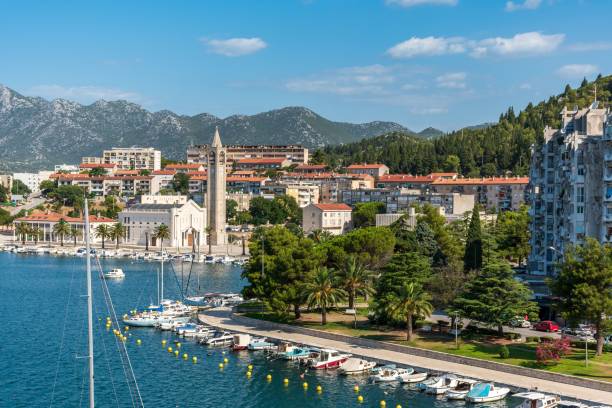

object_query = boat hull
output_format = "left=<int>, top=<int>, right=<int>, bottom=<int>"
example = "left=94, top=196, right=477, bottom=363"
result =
left=310, top=358, right=348, bottom=369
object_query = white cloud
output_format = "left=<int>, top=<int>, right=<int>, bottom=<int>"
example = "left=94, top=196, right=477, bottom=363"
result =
left=409, top=106, right=448, bottom=115
left=519, top=83, right=532, bottom=90
left=386, top=0, right=457, bottom=7
left=29, top=85, right=142, bottom=103
left=567, top=42, right=612, bottom=52
left=388, top=32, right=564, bottom=59
left=387, top=36, right=466, bottom=58
left=436, top=72, right=466, bottom=89
left=556, top=64, right=599, bottom=79
left=201, top=37, right=267, bottom=57
left=505, top=0, right=541, bottom=12
left=475, top=32, right=564, bottom=57
left=285, top=65, right=396, bottom=96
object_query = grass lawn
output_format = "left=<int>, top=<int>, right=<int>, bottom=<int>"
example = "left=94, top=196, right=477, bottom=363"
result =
left=242, top=310, right=612, bottom=382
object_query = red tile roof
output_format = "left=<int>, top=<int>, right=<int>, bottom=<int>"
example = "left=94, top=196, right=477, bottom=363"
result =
left=151, top=170, right=176, bottom=176
left=15, top=212, right=115, bottom=223
left=428, top=172, right=458, bottom=178
left=165, top=163, right=203, bottom=170
left=186, top=171, right=207, bottom=177
left=227, top=176, right=267, bottom=183
left=346, top=164, right=388, bottom=169
left=314, top=203, right=352, bottom=211
left=54, top=173, right=91, bottom=180
left=79, top=163, right=116, bottom=169
left=431, top=177, right=529, bottom=186
left=238, top=158, right=288, bottom=165
left=114, top=170, right=139, bottom=176
left=295, top=164, right=327, bottom=171
left=378, top=174, right=435, bottom=183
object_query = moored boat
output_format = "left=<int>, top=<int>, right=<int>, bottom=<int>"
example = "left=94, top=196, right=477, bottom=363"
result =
left=232, top=334, right=251, bottom=351
left=446, top=379, right=480, bottom=400
left=426, top=374, right=459, bottom=394
left=465, top=382, right=510, bottom=403
left=399, top=371, right=429, bottom=384
left=338, top=357, right=377, bottom=375
left=370, top=365, right=414, bottom=383
left=513, top=392, right=560, bottom=408
left=307, top=349, right=351, bottom=369
left=247, top=337, right=276, bottom=351
left=103, top=268, right=124, bottom=279
left=204, top=331, right=234, bottom=347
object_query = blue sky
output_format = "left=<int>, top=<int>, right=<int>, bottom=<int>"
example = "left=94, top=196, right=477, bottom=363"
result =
left=0, top=0, right=610, bottom=131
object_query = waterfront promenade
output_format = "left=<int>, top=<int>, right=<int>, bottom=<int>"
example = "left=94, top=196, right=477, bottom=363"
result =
left=198, top=308, right=612, bottom=405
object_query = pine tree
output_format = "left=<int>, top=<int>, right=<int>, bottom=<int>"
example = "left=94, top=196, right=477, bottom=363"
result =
left=464, top=206, right=483, bottom=272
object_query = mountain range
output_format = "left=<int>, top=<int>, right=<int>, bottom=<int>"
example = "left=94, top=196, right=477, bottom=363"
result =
left=0, top=84, right=432, bottom=172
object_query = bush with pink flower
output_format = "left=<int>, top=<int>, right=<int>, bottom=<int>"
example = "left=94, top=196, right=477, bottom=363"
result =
left=536, top=337, right=571, bottom=365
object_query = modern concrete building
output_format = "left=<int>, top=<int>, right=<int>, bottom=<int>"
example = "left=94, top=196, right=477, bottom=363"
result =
left=12, top=171, right=54, bottom=193
left=528, top=103, right=609, bottom=278
left=118, top=198, right=206, bottom=249
left=431, top=177, right=529, bottom=211
left=235, top=158, right=290, bottom=171
left=302, top=203, right=353, bottom=235
left=261, top=183, right=320, bottom=207
left=100, top=147, right=161, bottom=171
left=345, top=164, right=390, bottom=178
left=206, top=128, right=227, bottom=246
left=187, top=144, right=308, bottom=167
left=13, top=212, right=115, bottom=244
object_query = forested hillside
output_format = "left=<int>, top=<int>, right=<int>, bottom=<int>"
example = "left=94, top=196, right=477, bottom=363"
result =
left=313, top=75, right=612, bottom=177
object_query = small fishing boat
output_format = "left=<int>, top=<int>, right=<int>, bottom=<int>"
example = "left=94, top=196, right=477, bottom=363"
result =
left=370, top=365, right=414, bottom=383
left=307, top=349, right=351, bottom=369
left=426, top=374, right=459, bottom=394
left=103, top=268, right=125, bottom=279
left=204, top=331, right=234, bottom=347
left=446, top=379, right=480, bottom=400
left=465, top=382, right=510, bottom=403
left=247, top=337, right=276, bottom=351
left=175, top=322, right=198, bottom=336
left=416, top=375, right=441, bottom=391
left=232, top=334, right=251, bottom=351
left=276, top=344, right=317, bottom=360
left=513, top=392, right=560, bottom=408
left=399, top=371, right=429, bottom=384
left=338, top=357, right=377, bottom=375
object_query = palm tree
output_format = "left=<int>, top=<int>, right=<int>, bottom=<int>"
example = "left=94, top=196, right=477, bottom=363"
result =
left=385, top=282, right=433, bottom=341
left=205, top=226, right=213, bottom=254
left=309, top=229, right=333, bottom=244
left=337, top=255, right=374, bottom=310
left=31, top=227, right=43, bottom=245
left=15, top=222, right=31, bottom=244
left=53, top=219, right=71, bottom=247
left=303, top=267, right=347, bottom=325
left=110, top=222, right=126, bottom=249
left=154, top=224, right=171, bottom=252
left=95, top=224, right=111, bottom=249
left=69, top=225, right=80, bottom=247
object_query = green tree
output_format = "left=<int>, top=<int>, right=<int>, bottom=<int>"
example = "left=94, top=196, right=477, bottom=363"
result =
left=171, top=173, right=190, bottom=195
left=303, top=267, right=346, bottom=325
left=352, top=202, right=386, bottom=228
left=385, top=282, right=433, bottom=341
left=88, top=167, right=107, bottom=177
left=154, top=224, right=171, bottom=251
left=69, top=225, right=80, bottom=246
left=95, top=224, right=111, bottom=249
left=110, top=222, right=126, bottom=249
left=0, top=185, right=8, bottom=202
left=235, top=210, right=252, bottom=226
left=443, top=155, right=461, bottom=173
left=550, top=238, right=612, bottom=356
left=273, top=194, right=301, bottom=223
left=11, top=179, right=31, bottom=196
left=464, top=206, right=483, bottom=271
left=103, top=195, right=121, bottom=219
left=39, top=180, right=57, bottom=196
left=15, top=222, right=31, bottom=245
left=53, top=219, right=71, bottom=247
left=452, top=261, right=538, bottom=336
left=337, top=255, right=374, bottom=310
left=495, top=206, right=530, bottom=266
left=309, top=229, right=333, bottom=244
left=322, top=226, right=395, bottom=270
left=226, top=199, right=238, bottom=222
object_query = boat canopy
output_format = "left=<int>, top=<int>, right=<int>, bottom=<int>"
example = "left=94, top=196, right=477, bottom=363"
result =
left=467, top=383, right=491, bottom=398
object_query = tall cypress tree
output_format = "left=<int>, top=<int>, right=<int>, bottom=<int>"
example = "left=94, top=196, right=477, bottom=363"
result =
left=464, top=206, right=483, bottom=272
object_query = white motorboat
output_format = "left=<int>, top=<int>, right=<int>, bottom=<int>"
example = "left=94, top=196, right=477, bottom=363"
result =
left=338, top=357, right=377, bottom=375
left=204, top=332, right=234, bottom=347
left=232, top=334, right=251, bottom=350
left=399, top=371, right=429, bottom=384
left=103, top=268, right=125, bottom=279
left=513, top=392, right=560, bottom=408
left=417, top=375, right=439, bottom=391
left=446, top=379, right=480, bottom=400
left=307, top=349, right=351, bottom=369
left=370, top=365, right=414, bottom=383
left=426, top=374, right=459, bottom=394
left=465, top=382, right=510, bottom=403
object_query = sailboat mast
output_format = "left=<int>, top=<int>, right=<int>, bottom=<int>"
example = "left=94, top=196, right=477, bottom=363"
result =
left=160, top=241, right=164, bottom=301
left=84, top=198, right=95, bottom=408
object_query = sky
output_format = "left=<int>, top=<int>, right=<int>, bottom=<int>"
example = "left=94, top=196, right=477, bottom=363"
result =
left=0, top=0, right=610, bottom=132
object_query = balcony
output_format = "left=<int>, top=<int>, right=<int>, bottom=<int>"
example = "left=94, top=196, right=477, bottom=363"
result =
left=605, top=153, right=612, bottom=161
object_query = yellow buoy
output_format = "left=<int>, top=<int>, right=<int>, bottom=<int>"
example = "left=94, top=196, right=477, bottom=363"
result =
left=396, top=405, right=402, bottom=408
left=124, top=326, right=129, bottom=331
left=303, top=382, right=308, bottom=389
left=316, top=385, right=322, bottom=393
left=266, top=374, right=272, bottom=381
left=176, top=342, right=181, bottom=348
left=246, top=371, right=252, bottom=378
left=283, top=378, right=289, bottom=385
left=357, top=395, right=364, bottom=403
left=136, top=339, right=142, bottom=345
left=223, top=358, right=228, bottom=364
left=219, top=363, right=224, bottom=369
left=354, top=385, right=360, bottom=392
left=162, top=340, right=167, bottom=346
left=380, top=401, right=386, bottom=407
left=167, top=347, right=173, bottom=353
left=174, top=350, right=179, bottom=357
left=192, top=356, right=198, bottom=363
left=183, top=353, right=188, bottom=359
left=247, top=364, right=253, bottom=371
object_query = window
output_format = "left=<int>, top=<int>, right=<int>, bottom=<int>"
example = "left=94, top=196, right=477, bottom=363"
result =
left=576, top=187, right=585, bottom=203
left=576, top=206, right=584, bottom=214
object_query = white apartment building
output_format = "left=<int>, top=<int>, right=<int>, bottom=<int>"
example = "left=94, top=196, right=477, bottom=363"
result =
left=91, top=147, right=162, bottom=171
left=528, top=103, right=609, bottom=278
left=118, top=199, right=207, bottom=249
left=12, top=171, right=54, bottom=193
left=302, top=203, right=353, bottom=235
left=0, top=174, right=13, bottom=192
left=261, top=183, right=320, bottom=207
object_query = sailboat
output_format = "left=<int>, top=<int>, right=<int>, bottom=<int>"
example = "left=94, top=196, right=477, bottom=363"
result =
left=124, top=237, right=194, bottom=327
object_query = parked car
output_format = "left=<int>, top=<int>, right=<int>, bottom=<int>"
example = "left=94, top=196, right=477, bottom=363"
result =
left=509, top=318, right=532, bottom=328
left=534, top=320, right=560, bottom=332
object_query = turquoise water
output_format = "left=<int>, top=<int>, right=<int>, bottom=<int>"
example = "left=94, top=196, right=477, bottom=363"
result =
left=0, top=252, right=520, bottom=407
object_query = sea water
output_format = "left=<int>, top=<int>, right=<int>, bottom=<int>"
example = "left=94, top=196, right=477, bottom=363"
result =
left=0, top=252, right=519, bottom=407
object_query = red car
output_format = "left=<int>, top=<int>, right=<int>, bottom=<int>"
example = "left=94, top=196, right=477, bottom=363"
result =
left=534, top=320, right=560, bottom=332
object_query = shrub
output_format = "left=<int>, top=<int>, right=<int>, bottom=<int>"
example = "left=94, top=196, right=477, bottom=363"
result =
left=540, top=336, right=554, bottom=342
left=499, top=345, right=510, bottom=359
left=536, top=338, right=571, bottom=364
left=526, top=336, right=540, bottom=343
left=504, top=332, right=521, bottom=340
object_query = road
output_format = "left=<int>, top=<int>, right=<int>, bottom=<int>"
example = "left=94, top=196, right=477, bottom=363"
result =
left=8, top=194, right=46, bottom=215
left=428, top=312, right=561, bottom=339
